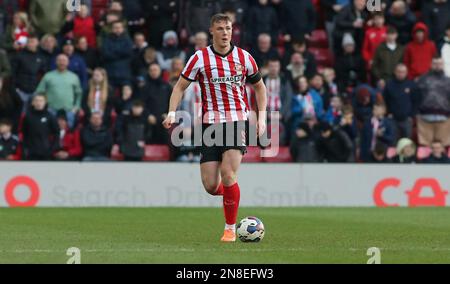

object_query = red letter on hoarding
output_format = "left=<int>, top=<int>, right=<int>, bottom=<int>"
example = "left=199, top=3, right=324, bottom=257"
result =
left=4, top=176, right=40, bottom=207
left=406, top=178, right=448, bottom=207
left=373, top=178, right=400, bottom=207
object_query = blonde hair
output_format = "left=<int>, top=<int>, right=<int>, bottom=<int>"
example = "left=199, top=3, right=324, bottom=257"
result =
left=88, top=68, right=109, bottom=111
left=14, top=12, right=32, bottom=32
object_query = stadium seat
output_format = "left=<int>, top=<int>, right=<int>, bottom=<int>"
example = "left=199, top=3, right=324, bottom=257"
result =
left=307, top=30, right=328, bottom=48
left=111, top=144, right=124, bottom=161
left=308, top=47, right=334, bottom=67
left=143, top=145, right=171, bottom=161
left=263, top=146, right=293, bottom=163
left=417, top=147, right=431, bottom=160
left=387, top=147, right=397, bottom=159
left=242, top=146, right=263, bottom=163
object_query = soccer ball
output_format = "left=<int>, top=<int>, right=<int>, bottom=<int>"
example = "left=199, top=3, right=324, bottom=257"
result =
left=237, top=216, right=265, bottom=242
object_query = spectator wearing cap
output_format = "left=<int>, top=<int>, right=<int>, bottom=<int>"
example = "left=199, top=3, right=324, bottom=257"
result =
left=291, top=76, right=324, bottom=133
left=51, top=38, right=88, bottom=91
left=360, top=102, right=395, bottom=162
left=385, top=0, right=416, bottom=45
left=362, top=12, right=387, bottom=68
left=423, top=140, right=450, bottom=164
left=80, top=111, right=113, bottom=161
left=315, top=121, right=353, bottom=162
left=352, top=84, right=378, bottom=124
left=416, top=57, right=450, bottom=147
left=0, top=119, right=20, bottom=160
left=60, top=4, right=97, bottom=48
left=11, top=34, right=46, bottom=112
left=75, top=36, right=98, bottom=76
left=372, top=26, right=404, bottom=87
left=422, top=0, right=450, bottom=44
left=101, top=20, right=133, bottom=88
left=335, top=33, right=365, bottom=92
left=22, top=93, right=58, bottom=160
left=404, top=22, right=437, bottom=80
left=35, top=54, right=83, bottom=129
left=83, top=67, right=114, bottom=127
left=115, top=99, right=150, bottom=161
left=138, top=62, right=171, bottom=144
left=53, top=109, right=82, bottom=161
left=438, top=24, right=450, bottom=77
left=289, top=114, right=319, bottom=163
left=334, top=0, right=369, bottom=54
left=391, top=137, right=416, bottom=163
left=383, top=63, right=418, bottom=141
left=156, top=30, right=186, bottom=71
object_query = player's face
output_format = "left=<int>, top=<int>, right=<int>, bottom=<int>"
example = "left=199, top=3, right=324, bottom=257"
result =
left=210, top=20, right=232, bottom=48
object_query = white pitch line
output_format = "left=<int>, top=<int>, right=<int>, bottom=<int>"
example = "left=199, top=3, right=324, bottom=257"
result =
left=1, top=247, right=450, bottom=254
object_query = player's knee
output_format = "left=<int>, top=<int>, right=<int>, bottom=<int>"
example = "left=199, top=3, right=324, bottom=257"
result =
left=202, top=180, right=219, bottom=195
left=221, top=172, right=237, bottom=187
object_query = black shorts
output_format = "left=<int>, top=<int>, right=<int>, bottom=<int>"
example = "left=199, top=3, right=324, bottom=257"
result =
left=199, top=121, right=249, bottom=163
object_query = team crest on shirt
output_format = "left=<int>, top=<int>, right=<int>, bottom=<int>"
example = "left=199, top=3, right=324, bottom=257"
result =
left=234, top=63, right=244, bottom=73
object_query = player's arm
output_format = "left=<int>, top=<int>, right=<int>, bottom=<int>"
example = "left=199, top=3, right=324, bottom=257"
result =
left=252, top=79, right=267, bottom=137
left=162, top=76, right=192, bottom=129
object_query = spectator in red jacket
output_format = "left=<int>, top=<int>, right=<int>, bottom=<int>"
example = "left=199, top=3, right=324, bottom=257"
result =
left=404, top=22, right=437, bottom=80
left=53, top=109, right=82, bottom=161
left=362, top=12, right=387, bottom=67
left=61, top=4, right=97, bottom=49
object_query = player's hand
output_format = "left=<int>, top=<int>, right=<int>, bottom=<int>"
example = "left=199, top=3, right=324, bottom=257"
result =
left=257, top=118, right=266, bottom=138
left=162, top=112, right=176, bottom=129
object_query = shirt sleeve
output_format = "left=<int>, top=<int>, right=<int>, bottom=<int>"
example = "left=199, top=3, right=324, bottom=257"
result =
left=181, top=53, right=200, bottom=82
left=245, top=51, right=262, bottom=84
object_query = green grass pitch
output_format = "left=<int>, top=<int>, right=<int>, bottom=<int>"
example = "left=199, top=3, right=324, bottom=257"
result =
left=0, top=207, right=449, bottom=264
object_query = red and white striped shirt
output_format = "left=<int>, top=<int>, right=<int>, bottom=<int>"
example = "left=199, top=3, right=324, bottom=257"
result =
left=181, top=44, right=260, bottom=124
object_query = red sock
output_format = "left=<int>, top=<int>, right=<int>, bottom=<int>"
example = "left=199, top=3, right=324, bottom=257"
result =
left=223, top=183, right=240, bottom=225
left=213, top=183, right=224, bottom=196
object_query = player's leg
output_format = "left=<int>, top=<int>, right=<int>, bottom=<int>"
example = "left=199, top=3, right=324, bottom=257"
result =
left=200, top=161, right=224, bottom=196
left=219, top=149, right=243, bottom=242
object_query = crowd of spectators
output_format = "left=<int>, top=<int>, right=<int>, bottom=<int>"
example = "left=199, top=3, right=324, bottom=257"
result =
left=0, top=0, right=449, bottom=164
